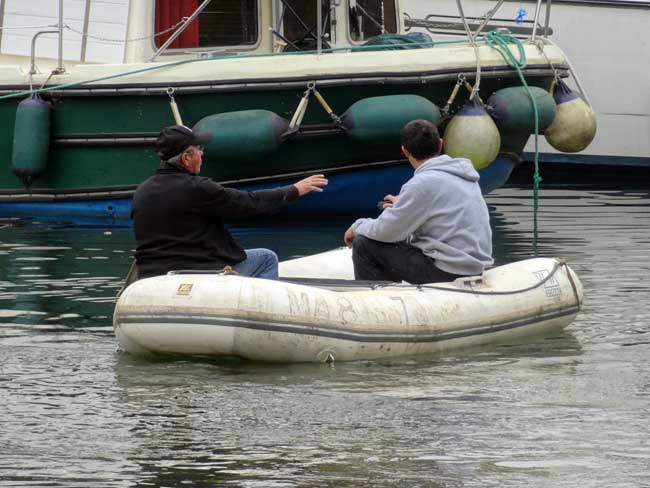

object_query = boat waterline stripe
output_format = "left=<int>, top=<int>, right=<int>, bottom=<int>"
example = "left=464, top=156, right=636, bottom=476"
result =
left=0, top=159, right=408, bottom=202
left=116, top=306, right=579, bottom=344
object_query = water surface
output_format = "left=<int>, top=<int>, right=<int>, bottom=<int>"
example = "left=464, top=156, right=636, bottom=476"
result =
left=1, top=183, right=649, bottom=487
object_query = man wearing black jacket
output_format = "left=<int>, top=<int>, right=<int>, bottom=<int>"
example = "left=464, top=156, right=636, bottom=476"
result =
left=132, top=125, right=327, bottom=279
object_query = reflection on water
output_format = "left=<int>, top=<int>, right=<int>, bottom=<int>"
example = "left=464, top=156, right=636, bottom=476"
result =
left=1, top=184, right=649, bottom=487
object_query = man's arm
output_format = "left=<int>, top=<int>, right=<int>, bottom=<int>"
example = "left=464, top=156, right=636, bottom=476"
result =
left=198, top=175, right=327, bottom=218
left=348, top=185, right=431, bottom=243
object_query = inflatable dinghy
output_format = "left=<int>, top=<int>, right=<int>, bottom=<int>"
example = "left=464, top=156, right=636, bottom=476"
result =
left=113, top=248, right=583, bottom=362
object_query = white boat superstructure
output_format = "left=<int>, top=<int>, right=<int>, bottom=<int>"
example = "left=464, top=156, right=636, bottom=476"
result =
left=0, top=0, right=597, bottom=222
left=0, top=1, right=570, bottom=86
left=404, top=0, right=650, bottom=167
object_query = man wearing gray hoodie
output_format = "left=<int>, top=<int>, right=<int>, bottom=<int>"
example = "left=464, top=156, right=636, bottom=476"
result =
left=343, top=119, right=493, bottom=284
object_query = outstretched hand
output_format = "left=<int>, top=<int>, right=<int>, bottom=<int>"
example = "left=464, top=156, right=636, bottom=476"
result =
left=294, top=174, right=328, bottom=196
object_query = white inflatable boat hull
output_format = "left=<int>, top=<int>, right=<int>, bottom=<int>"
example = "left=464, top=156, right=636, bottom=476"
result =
left=113, top=249, right=583, bottom=362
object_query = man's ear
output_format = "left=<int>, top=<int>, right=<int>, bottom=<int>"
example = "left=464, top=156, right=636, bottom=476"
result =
left=438, top=138, right=444, bottom=154
left=401, top=145, right=410, bottom=158
left=179, top=154, right=190, bottom=171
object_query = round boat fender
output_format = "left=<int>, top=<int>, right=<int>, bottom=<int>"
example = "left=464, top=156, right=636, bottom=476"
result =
left=443, top=98, right=500, bottom=170
left=487, top=86, right=557, bottom=134
left=193, top=109, right=289, bottom=163
left=341, top=94, right=441, bottom=147
left=544, top=79, right=597, bottom=153
left=11, top=94, right=51, bottom=188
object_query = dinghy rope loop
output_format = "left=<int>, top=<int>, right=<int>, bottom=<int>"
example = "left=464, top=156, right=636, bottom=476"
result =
left=485, top=29, right=542, bottom=254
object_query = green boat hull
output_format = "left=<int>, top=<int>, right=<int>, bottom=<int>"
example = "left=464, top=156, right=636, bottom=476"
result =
left=0, top=70, right=554, bottom=195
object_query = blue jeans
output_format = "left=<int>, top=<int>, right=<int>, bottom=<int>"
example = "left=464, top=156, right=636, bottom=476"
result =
left=232, top=248, right=279, bottom=280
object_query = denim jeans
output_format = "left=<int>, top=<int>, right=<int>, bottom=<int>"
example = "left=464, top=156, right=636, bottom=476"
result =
left=232, top=248, right=279, bottom=280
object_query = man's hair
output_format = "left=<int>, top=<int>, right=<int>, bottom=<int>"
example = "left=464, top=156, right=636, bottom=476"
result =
left=400, top=119, right=441, bottom=160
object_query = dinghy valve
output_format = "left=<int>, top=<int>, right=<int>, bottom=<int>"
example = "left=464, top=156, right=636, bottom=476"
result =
left=317, top=349, right=336, bottom=364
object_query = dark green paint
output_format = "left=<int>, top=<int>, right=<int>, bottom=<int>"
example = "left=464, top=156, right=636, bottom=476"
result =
left=11, top=95, right=50, bottom=186
left=342, top=95, right=441, bottom=146
left=195, top=109, right=288, bottom=163
left=0, top=75, right=553, bottom=193
left=488, top=86, right=557, bottom=133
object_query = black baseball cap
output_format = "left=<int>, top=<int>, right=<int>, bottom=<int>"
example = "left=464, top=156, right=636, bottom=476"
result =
left=155, top=125, right=212, bottom=160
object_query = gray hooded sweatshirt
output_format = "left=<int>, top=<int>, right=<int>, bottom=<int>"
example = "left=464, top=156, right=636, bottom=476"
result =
left=351, top=155, right=494, bottom=276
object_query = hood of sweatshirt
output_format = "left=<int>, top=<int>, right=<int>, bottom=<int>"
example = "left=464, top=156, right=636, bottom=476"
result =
left=414, top=155, right=480, bottom=182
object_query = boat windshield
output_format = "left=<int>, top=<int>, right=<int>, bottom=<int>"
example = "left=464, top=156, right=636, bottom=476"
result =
left=276, top=0, right=332, bottom=52
left=349, top=0, right=398, bottom=42
left=153, top=0, right=259, bottom=50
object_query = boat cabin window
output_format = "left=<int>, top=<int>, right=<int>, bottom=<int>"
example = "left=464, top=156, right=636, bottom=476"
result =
left=348, top=0, right=398, bottom=42
left=277, top=0, right=332, bottom=51
left=154, top=0, right=259, bottom=50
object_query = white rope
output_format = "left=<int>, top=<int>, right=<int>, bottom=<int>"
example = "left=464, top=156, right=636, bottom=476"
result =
left=455, top=0, right=482, bottom=100
left=0, top=19, right=187, bottom=43
left=64, top=18, right=188, bottom=43
left=533, top=39, right=560, bottom=81
left=534, top=38, right=593, bottom=107
left=0, top=24, right=59, bottom=31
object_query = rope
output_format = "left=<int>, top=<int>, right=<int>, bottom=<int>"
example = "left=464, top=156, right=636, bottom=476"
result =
left=0, top=19, right=187, bottom=42
left=0, top=24, right=59, bottom=31
left=418, top=261, right=562, bottom=295
left=400, top=260, right=574, bottom=299
left=64, top=19, right=188, bottom=43
left=0, top=58, right=204, bottom=101
left=442, top=75, right=464, bottom=116
left=0, top=36, right=504, bottom=105
left=455, top=0, right=481, bottom=100
left=484, top=29, right=542, bottom=255
left=166, top=87, right=183, bottom=125
left=289, top=84, right=312, bottom=129
left=288, top=81, right=342, bottom=130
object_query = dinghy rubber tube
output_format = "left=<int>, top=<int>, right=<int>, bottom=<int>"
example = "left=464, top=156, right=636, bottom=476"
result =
left=113, top=250, right=583, bottom=362
left=11, top=94, right=50, bottom=188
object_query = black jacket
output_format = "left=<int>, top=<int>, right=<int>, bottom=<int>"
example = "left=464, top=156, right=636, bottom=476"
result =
left=132, top=162, right=299, bottom=278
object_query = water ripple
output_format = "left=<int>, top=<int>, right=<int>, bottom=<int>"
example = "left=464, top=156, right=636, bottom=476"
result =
left=1, top=185, right=649, bottom=487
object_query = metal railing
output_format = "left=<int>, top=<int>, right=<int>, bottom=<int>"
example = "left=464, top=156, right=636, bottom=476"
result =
left=404, top=0, right=554, bottom=41
left=28, top=0, right=65, bottom=79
